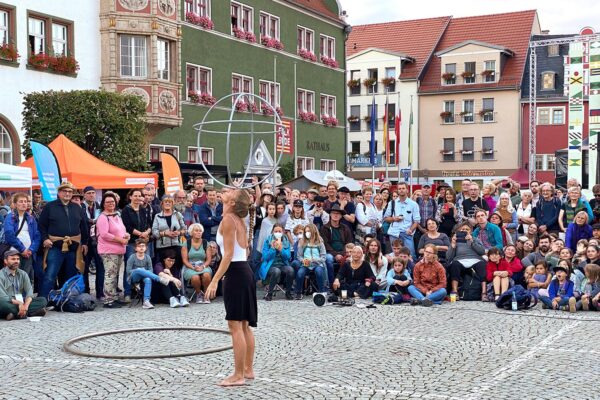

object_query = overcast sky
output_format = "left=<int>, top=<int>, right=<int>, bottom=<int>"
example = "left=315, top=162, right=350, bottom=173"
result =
left=339, top=0, right=599, bottom=35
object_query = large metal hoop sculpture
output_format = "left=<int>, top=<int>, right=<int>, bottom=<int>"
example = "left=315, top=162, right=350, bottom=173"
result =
left=193, top=93, right=285, bottom=189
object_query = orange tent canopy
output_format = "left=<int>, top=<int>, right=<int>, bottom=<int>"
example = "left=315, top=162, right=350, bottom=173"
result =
left=20, top=134, right=158, bottom=189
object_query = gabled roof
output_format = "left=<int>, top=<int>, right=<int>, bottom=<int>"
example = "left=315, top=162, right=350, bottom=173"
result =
left=348, top=47, right=415, bottom=62
left=420, top=10, right=538, bottom=93
left=435, top=40, right=514, bottom=57
left=287, top=0, right=341, bottom=22
left=346, top=16, right=452, bottom=80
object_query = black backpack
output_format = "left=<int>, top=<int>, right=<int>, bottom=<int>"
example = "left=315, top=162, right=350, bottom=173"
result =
left=459, top=267, right=483, bottom=301
left=495, top=286, right=538, bottom=310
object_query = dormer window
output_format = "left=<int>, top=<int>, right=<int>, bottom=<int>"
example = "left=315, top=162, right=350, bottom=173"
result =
left=482, top=60, right=496, bottom=82
left=462, top=62, right=475, bottom=84
left=443, top=63, right=456, bottom=85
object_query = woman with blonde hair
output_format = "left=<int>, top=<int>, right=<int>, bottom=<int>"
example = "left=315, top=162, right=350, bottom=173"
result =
left=408, top=243, right=447, bottom=306
left=181, top=223, right=213, bottom=304
left=294, top=223, right=327, bottom=297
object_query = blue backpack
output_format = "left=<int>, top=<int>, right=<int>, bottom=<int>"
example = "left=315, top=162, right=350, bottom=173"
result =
left=48, top=274, right=85, bottom=311
left=495, top=285, right=538, bottom=310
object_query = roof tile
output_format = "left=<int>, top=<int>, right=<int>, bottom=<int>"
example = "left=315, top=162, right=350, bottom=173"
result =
left=288, top=0, right=341, bottom=21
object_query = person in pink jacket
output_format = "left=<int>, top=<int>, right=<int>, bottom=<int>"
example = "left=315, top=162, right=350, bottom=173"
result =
left=96, top=192, right=129, bottom=308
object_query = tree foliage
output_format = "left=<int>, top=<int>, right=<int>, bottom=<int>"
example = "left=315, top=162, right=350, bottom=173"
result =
left=22, top=90, right=149, bottom=171
left=278, top=161, right=295, bottom=184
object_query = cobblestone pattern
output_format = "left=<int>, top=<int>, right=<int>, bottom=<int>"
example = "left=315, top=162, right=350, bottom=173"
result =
left=0, top=297, right=598, bottom=399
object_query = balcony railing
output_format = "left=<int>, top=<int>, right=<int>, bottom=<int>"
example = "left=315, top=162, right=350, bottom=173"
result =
left=440, top=150, right=496, bottom=162
left=440, top=112, right=498, bottom=125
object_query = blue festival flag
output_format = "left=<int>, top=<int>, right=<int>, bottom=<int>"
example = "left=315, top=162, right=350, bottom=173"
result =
left=30, top=140, right=61, bottom=201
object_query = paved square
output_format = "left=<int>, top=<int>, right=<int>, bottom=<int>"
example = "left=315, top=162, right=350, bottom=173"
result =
left=1, top=296, right=598, bottom=400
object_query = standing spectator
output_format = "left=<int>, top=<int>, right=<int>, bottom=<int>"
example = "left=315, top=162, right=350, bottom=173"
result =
left=530, top=180, right=541, bottom=207
left=192, top=177, right=207, bottom=214
left=96, top=192, right=129, bottom=308
left=321, top=205, right=353, bottom=280
left=494, top=192, right=518, bottom=239
left=417, top=218, right=450, bottom=262
left=303, top=188, right=318, bottom=212
left=152, top=195, right=186, bottom=262
left=337, top=186, right=357, bottom=230
left=174, top=190, right=197, bottom=228
left=384, top=182, right=421, bottom=259
left=408, top=244, right=447, bottom=306
left=306, top=198, right=329, bottom=230
left=415, top=184, right=437, bottom=251
left=285, top=200, right=309, bottom=246
left=81, top=186, right=103, bottom=299
left=198, top=187, right=223, bottom=242
left=536, top=183, right=562, bottom=234
left=356, top=187, right=378, bottom=238
left=38, top=182, right=89, bottom=298
left=142, top=187, right=160, bottom=260
left=590, top=184, right=600, bottom=224
left=455, top=179, right=472, bottom=211
left=482, top=183, right=497, bottom=212
left=472, top=210, right=503, bottom=251
left=323, top=181, right=339, bottom=212
left=3, top=193, right=41, bottom=284
left=516, top=190, right=535, bottom=237
left=436, top=187, right=462, bottom=238
left=462, top=182, right=490, bottom=224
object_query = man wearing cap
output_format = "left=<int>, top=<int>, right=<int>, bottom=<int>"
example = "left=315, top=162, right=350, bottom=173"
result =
left=81, top=186, right=104, bottom=297
left=592, top=224, right=600, bottom=241
left=38, top=182, right=89, bottom=298
left=321, top=204, right=353, bottom=282
left=0, top=249, right=48, bottom=320
left=384, top=182, right=421, bottom=259
left=303, top=188, right=319, bottom=213
left=337, top=186, right=357, bottom=230
left=306, top=196, right=329, bottom=230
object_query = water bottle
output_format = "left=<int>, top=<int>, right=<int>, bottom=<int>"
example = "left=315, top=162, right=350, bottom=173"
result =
left=511, top=291, right=518, bottom=311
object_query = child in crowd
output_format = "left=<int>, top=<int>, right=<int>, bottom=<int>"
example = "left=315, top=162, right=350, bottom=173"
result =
left=385, top=239, right=405, bottom=265
left=573, top=239, right=589, bottom=267
left=545, top=239, right=565, bottom=270
left=385, top=257, right=412, bottom=303
left=341, top=243, right=355, bottom=266
left=486, top=248, right=517, bottom=300
left=540, top=263, right=576, bottom=312
left=127, top=239, right=171, bottom=309
left=522, top=265, right=535, bottom=289
left=527, top=260, right=552, bottom=298
left=575, top=263, right=600, bottom=311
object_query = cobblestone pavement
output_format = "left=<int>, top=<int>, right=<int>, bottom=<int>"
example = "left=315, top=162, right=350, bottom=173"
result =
left=1, top=294, right=598, bottom=400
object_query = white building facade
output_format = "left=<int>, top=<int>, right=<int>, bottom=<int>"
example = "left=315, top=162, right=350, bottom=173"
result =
left=0, top=0, right=101, bottom=164
left=345, top=48, right=419, bottom=182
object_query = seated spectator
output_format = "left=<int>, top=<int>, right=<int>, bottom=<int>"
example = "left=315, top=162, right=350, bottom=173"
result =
left=365, top=239, right=388, bottom=291
left=494, top=192, right=518, bottom=240
left=294, top=224, right=327, bottom=298
left=306, top=198, right=329, bottom=230
left=576, top=244, right=600, bottom=272
left=473, top=210, right=503, bottom=251
left=486, top=247, right=519, bottom=301
left=332, top=246, right=375, bottom=299
left=565, top=211, right=593, bottom=253
left=545, top=239, right=566, bottom=270
left=417, top=218, right=450, bottom=262
left=593, top=224, right=600, bottom=240
left=408, top=244, right=447, bottom=306
left=181, top=223, right=213, bottom=304
left=435, top=188, right=462, bottom=238
left=152, top=249, right=188, bottom=308
left=503, top=244, right=523, bottom=283
left=522, top=234, right=552, bottom=267
left=285, top=200, right=310, bottom=245
left=259, top=224, right=294, bottom=301
left=525, top=223, right=539, bottom=246
left=446, top=222, right=487, bottom=301
left=489, top=212, right=513, bottom=247
left=127, top=239, right=170, bottom=309
left=0, top=250, right=48, bottom=320
left=577, top=263, right=600, bottom=311
left=385, top=257, right=412, bottom=302
left=385, top=239, right=405, bottom=265
left=573, top=239, right=589, bottom=267
left=321, top=205, right=353, bottom=281
left=539, top=263, right=576, bottom=312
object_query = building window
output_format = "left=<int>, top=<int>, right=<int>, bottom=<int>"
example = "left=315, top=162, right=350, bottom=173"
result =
left=231, top=2, right=253, bottom=33
left=120, top=35, right=147, bottom=78
left=320, top=159, right=336, bottom=171
left=367, top=103, right=378, bottom=130
left=232, top=73, right=253, bottom=103
left=297, top=26, right=313, bottom=53
left=367, top=68, right=378, bottom=93
left=157, top=39, right=170, bottom=80
left=320, top=94, right=336, bottom=117
left=444, top=63, right=456, bottom=85
left=481, top=137, right=494, bottom=160
left=462, top=137, right=474, bottom=162
left=52, top=23, right=67, bottom=55
left=484, top=60, right=496, bottom=82
left=537, top=107, right=565, bottom=125
left=481, top=98, right=494, bottom=122
left=186, top=64, right=212, bottom=98
left=0, top=9, right=8, bottom=45
left=349, top=69, right=360, bottom=95
left=186, top=0, right=211, bottom=18
left=535, top=154, right=556, bottom=171
left=0, top=122, right=13, bottom=164
left=350, top=141, right=360, bottom=154
left=28, top=14, right=73, bottom=57
left=542, top=71, right=555, bottom=90
left=259, top=12, right=279, bottom=40
left=385, top=67, right=396, bottom=91
left=297, top=156, right=314, bottom=176
left=547, top=44, right=559, bottom=57
left=462, top=99, right=474, bottom=123
left=149, top=145, right=178, bottom=161
left=443, top=138, right=454, bottom=161
left=259, top=80, right=280, bottom=108
left=188, top=147, right=214, bottom=164
left=349, top=105, right=360, bottom=132
left=319, top=34, right=335, bottom=59
left=297, top=89, right=314, bottom=113
left=28, top=17, right=45, bottom=54
left=463, top=62, right=475, bottom=84
left=387, top=103, right=396, bottom=128
left=389, top=140, right=396, bottom=164
left=443, top=101, right=454, bottom=123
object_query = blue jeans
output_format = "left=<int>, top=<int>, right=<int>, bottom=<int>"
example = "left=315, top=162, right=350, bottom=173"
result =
left=40, top=247, right=78, bottom=298
left=389, top=231, right=416, bottom=259
left=324, top=254, right=335, bottom=289
left=539, top=296, right=569, bottom=309
left=130, top=269, right=161, bottom=300
left=124, top=244, right=151, bottom=296
left=295, top=265, right=326, bottom=294
left=408, top=285, right=447, bottom=304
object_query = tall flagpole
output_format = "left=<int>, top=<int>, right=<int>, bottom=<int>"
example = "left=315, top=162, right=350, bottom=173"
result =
left=384, top=87, right=389, bottom=181
left=409, top=95, right=414, bottom=193
left=397, top=92, right=401, bottom=183
left=370, top=84, right=376, bottom=187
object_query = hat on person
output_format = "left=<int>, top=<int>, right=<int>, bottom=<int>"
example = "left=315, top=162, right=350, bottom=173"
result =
left=314, top=195, right=327, bottom=203
left=260, top=189, right=274, bottom=198
left=293, top=199, right=304, bottom=207
left=553, top=264, right=570, bottom=276
left=71, top=191, right=84, bottom=199
left=518, top=236, right=528, bottom=243
left=83, top=186, right=96, bottom=194
left=338, top=186, right=350, bottom=194
left=57, top=182, right=75, bottom=192
left=422, top=184, right=431, bottom=189
left=3, top=249, right=20, bottom=259
left=307, top=188, right=319, bottom=195
left=593, top=224, right=600, bottom=230
left=329, top=204, right=346, bottom=215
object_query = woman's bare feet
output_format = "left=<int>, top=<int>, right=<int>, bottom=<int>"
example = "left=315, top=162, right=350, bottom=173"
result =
left=217, top=375, right=246, bottom=387
left=244, top=369, right=255, bottom=380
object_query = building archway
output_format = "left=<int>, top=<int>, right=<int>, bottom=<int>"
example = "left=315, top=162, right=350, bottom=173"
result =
left=0, top=114, right=20, bottom=165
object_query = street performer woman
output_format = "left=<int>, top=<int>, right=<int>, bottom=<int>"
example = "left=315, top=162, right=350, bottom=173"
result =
left=205, top=188, right=257, bottom=387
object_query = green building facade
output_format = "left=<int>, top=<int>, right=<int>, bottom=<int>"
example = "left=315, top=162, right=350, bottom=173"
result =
left=149, top=0, right=348, bottom=180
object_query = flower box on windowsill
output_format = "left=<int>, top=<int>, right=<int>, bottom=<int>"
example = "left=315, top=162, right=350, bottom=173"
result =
left=298, top=49, right=317, bottom=62
left=363, top=78, right=376, bottom=88
left=0, top=59, right=19, bottom=68
left=461, top=71, right=474, bottom=78
left=440, top=150, right=454, bottom=155
left=321, top=115, right=338, bottom=127
left=185, top=12, right=214, bottom=29
left=481, top=70, right=495, bottom=77
left=188, top=91, right=216, bottom=106
left=442, top=73, right=455, bottom=80
left=479, top=109, right=493, bottom=116
left=347, top=79, right=360, bottom=88
left=260, top=35, right=284, bottom=50
left=459, top=111, right=470, bottom=116
left=320, top=55, right=338, bottom=68
left=347, top=115, right=359, bottom=123
left=27, top=53, right=79, bottom=76
left=440, top=111, right=452, bottom=118
left=261, top=104, right=283, bottom=117
left=381, top=77, right=396, bottom=86
left=482, top=149, right=494, bottom=154
left=461, top=150, right=473, bottom=155
left=299, top=111, right=317, bottom=123
left=232, top=27, right=256, bottom=43
left=0, top=43, right=19, bottom=62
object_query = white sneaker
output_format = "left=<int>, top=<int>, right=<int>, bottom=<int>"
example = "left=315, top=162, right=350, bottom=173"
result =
left=169, top=296, right=181, bottom=308
left=203, top=296, right=211, bottom=304
left=142, top=299, right=154, bottom=309
left=159, top=276, right=170, bottom=286
left=179, top=296, right=190, bottom=307
left=196, top=293, right=205, bottom=304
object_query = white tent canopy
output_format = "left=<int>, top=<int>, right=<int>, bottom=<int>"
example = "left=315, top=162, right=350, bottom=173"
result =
left=302, top=169, right=362, bottom=191
left=0, top=163, right=33, bottom=189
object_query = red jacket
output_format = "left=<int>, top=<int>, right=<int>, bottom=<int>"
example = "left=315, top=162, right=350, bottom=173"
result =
left=486, top=259, right=520, bottom=282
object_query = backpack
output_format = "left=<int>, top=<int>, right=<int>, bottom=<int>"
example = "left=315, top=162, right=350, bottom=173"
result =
left=372, top=291, right=403, bottom=305
left=382, top=200, right=395, bottom=235
left=48, top=274, right=86, bottom=312
left=62, top=293, right=97, bottom=313
left=495, top=285, right=538, bottom=310
left=459, top=267, right=483, bottom=301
